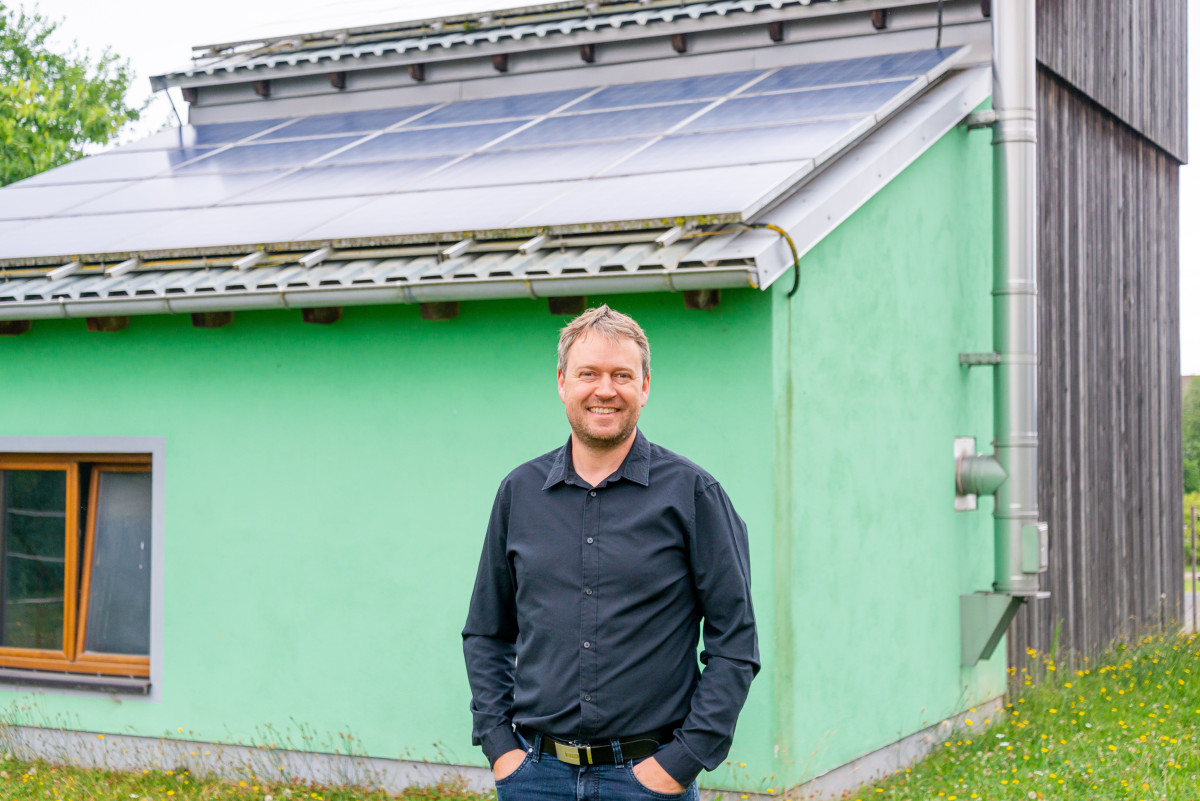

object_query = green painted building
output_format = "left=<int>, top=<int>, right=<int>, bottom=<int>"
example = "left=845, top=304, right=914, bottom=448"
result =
left=0, top=1, right=1042, bottom=796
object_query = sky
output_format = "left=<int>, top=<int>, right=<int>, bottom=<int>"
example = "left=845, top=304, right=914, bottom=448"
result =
left=20, top=0, right=1199, bottom=374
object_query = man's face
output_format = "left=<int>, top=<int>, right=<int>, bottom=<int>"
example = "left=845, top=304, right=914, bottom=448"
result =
left=558, top=332, right=650, bottom=452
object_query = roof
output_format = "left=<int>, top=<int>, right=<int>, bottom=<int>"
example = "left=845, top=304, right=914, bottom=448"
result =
left=1, top=48, right=965, bottom=264
left=154, top=0, right=845, bottom=88
left=0, top=62, right=990, bottom=321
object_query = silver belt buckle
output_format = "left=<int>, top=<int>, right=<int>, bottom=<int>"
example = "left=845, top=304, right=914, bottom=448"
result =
left=553, top=741, right=593, bottom=765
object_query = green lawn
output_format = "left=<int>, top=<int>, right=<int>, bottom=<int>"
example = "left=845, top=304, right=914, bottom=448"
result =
left=850, top=632, right=1199, bottom=801
left=0, top=763, right=487, bottom=801
left=0, top=634, right=1195, bottom=801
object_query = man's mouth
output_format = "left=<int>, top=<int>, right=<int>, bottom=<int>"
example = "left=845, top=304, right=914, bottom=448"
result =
left=587, top=407, right=620, bottom=415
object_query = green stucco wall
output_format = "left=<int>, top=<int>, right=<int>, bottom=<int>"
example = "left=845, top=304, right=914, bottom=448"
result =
left=0, top=117, right=1000, bottom=794
left=0, top=292, right=777, bottom=785
left=765, top=120, right=1004, bottom=788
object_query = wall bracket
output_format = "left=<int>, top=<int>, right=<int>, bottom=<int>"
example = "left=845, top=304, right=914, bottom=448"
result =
left=963, top=109, right=998, bottom=129
left=959, top=351, right=1000, bottom=366
left=961, top=593, right=1024, bottom=666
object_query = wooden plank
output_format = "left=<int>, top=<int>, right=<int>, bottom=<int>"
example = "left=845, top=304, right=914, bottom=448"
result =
left=1035, top=0, right=1187, bottom=162
left=1008, top=69, right=1183, bottom=675
left=86, top=317, right=128, bottom=333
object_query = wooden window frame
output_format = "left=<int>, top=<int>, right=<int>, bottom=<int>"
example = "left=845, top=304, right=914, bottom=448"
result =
left=0, top=455, right=150, bottom=678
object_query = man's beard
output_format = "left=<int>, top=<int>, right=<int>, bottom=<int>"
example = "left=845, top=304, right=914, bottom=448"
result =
left=567, top=410, right=639, bottom=452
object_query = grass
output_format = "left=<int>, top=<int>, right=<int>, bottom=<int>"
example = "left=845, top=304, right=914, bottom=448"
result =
left=0, top=636, right=1196, bottom=801
left=0, top=761, right=488, bottom=801
left=851, top=631, right=1200, bottom=801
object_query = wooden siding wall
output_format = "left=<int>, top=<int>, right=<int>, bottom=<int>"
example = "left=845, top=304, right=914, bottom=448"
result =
left=1036, top=0, right=1188, bottom=163
left=1006, top=69, right=1184, bottom=671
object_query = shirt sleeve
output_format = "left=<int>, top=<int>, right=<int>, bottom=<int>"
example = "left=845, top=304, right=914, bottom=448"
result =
left=461, top=481, right=523, bottom=766
left=654, top=480, right=760, bottom=787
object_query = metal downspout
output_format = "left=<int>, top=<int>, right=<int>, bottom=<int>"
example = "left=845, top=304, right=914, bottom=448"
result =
left=959, top=0, right=1048, bottom=667
left=992, top=0, right=1043, bottom=596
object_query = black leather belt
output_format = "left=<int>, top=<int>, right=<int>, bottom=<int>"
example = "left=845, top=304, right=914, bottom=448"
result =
left=516, top=724, right=676, bottom=766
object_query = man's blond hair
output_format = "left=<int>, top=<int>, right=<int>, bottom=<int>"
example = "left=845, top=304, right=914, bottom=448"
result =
left=557, top=305, right=650, bottom=379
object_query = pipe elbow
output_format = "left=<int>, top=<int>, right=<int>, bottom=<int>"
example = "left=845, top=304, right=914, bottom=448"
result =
left=957, top=454, right=1007, bottom=496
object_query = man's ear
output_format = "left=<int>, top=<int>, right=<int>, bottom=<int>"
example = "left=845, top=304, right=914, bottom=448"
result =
left=640, top=372, right=650, bottom=407
left=558, top=369, right=567, bottom=404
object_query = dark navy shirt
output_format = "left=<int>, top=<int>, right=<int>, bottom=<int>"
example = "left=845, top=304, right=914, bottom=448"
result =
left=462, top=430, right=759, bottom=786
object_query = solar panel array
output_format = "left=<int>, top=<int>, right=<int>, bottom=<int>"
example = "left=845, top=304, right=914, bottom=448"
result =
left=0, top=48, right=961, bottom=263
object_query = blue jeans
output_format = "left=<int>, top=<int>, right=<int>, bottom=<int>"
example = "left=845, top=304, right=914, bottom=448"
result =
left=494, top=730, right=699, bottom=801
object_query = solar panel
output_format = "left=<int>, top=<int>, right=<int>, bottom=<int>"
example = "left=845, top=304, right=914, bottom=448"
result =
left=325, top=121, right=526, bottom=162
left=233, top=159, right=453, bottom=203
left=414, top=89, right=592, bottom=126
left=605, top=120, right=863, bottom=175
left=298, top=182, right=577, bottom=241
left=70, top=172, right=292, bottom=215
left=0, top=211, right=186, bottom=259
left=569, top=70, right=767, bottom=111
left=499, top=104, right=709, bottom=148
left=507, top=162, right=812, bottom=227
left=412, top=140, right=649, bottom=191
left=175, top=137, right=366, bottom=173
left=16, top=149, right=217, bottom=187
left=255, top=106, right=437, bottom=139
left=0, top=183, right=135, bottom=221
left=123, top=198, right=367, bottom=252
left=683, top=81, right=913, bottom=132
left=751, top=48, right=955, bottom=94
left=114, top=119, right=291, bottom=151
left=0, top=47, right=964, bottom=263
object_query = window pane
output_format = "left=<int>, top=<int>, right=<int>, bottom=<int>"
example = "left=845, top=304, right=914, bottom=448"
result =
left=84, top=472, right=151, bottom=656
left=0, top=470, right=66, bottom=650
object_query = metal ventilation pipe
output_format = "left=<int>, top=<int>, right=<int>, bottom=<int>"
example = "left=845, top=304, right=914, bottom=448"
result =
left=991, top=0, right=1046, bottom=596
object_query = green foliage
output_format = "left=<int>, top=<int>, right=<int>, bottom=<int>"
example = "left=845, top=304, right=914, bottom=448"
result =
left=1185, top=491, right=1200, bottom=567
left=1184, top=382, right=1200, bottom=494
left=0, top=3, right=142, bottom=186
left=858, top=633, right=1200, bottom=800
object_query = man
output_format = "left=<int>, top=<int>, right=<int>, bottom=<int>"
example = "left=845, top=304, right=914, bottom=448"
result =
left=463, top=305, right=759, bottom=799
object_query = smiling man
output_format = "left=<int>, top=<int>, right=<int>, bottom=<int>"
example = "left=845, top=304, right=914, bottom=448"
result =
left=463, top=305, right=759, bottom=800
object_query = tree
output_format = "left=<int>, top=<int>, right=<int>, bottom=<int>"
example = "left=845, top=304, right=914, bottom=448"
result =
left=1184, top=380, right=1200, bottom=495
left=0, top=3, right=142, bottom=186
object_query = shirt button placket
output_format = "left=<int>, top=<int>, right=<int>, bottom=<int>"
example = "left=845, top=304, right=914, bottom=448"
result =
left=581, top=486, right=600, bottom=733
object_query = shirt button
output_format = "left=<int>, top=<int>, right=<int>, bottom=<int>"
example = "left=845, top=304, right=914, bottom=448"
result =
left=586, top=537, right=594, bottom=544
left=583, top=694, right=591, bottom=702
left=589, top=490, right=596, bottom=497
left=584, top=588, right=592, bottom=595
left=583, top=641, right=591, bottom=648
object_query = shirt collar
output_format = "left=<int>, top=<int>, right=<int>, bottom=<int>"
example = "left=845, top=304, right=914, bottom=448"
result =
left=542, top=429, right=651, bottom=490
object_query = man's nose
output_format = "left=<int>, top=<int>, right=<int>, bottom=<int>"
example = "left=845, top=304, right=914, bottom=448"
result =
left=594, top=374, right=617, bottom=397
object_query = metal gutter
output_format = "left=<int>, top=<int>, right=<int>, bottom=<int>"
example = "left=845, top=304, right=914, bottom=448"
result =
left=0, top=264, right=755, bottom=321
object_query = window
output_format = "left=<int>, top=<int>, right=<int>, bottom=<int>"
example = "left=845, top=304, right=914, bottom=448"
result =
left=0, top=454, right=150, bottom=678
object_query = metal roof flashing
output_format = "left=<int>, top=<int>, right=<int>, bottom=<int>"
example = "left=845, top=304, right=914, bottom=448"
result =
left=155, top=0, right=848, bottom=86
left=151, top=0, right=988, bottom=94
